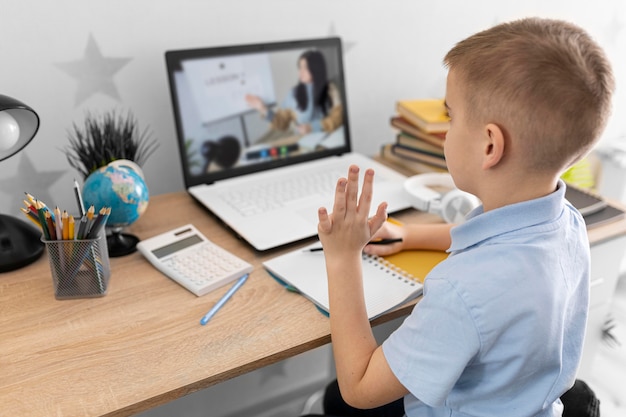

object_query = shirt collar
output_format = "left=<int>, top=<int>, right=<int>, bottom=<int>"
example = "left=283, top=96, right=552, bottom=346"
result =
left=449, top=179, right=567, bottom=252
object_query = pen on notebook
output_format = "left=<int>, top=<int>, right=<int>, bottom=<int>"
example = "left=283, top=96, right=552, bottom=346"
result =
left=200, top=274, right=249, bottom=326
left=305, top=238, right=404, bottom=252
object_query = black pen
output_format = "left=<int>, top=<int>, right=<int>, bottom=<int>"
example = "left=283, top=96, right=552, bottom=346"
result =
left=305, top=238, right=403, bottom=252
left=73, top=178, right=86, bottom=217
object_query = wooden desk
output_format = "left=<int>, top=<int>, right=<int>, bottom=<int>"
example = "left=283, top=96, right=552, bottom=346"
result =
left=0, top=192, right=439, bottom=417
left=3, top=191, right=626, bottom=416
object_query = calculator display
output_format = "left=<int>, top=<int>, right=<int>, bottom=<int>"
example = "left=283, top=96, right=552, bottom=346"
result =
left=152, top=235, right=203, bottom=258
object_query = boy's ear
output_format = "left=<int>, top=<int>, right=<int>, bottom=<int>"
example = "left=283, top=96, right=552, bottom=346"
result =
left=482, top=123, right=505, bottom=170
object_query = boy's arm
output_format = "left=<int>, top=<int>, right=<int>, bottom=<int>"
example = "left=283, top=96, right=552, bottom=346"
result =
left=403, top=223, right=453, bottom=250
left=363, top=221, right=453, bottom=256
left=318, top=165, right=410, bottom=408
left=325, top=253, right=410, bottom=408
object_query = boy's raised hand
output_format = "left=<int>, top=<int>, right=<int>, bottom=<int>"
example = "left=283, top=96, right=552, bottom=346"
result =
left=317, top=165, right=388, bottom=257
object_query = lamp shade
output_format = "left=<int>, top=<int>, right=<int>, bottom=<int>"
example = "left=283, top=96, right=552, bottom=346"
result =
left=0, top=94, right=40, bottom=162
left=0, top=94, right=43, bottom=273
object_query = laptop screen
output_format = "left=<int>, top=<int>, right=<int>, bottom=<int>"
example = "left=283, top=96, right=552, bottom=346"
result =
left=165, top=37, right=351, bottom=188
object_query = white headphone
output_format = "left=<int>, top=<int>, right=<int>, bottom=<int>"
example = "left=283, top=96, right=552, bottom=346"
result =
left=403, top=173, right=480, bottom=223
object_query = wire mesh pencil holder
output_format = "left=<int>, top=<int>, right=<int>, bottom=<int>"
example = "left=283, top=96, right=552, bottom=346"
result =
left=42, top=232, right=111, bottom=299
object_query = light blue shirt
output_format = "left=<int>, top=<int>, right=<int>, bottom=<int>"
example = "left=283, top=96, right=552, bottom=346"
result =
left=383, top=180, right=589, bottom=417
left=267, top=83, right=325, bottom=132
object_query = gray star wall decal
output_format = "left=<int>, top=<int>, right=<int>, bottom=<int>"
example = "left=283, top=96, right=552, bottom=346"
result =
left=0, top=153, right=65, bottom=211
left=55, top=34, right=132, bottom=106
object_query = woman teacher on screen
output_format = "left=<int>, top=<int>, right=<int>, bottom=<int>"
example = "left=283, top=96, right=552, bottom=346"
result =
left=245, top=50, right=343, bottom=134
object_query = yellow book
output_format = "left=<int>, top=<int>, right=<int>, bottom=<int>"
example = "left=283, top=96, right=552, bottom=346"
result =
left=396, top=98, right=450, bottom=133
left=382, top=217, right=448, bottom=283
left=383, top=250, right=448, bottom=284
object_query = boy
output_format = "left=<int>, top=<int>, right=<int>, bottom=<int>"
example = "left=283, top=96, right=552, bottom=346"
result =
left=313, top=17, right=614, bottom=417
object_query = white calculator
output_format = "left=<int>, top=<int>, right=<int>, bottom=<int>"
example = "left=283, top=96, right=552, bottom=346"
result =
left=137, top=224, right=253, bottom=296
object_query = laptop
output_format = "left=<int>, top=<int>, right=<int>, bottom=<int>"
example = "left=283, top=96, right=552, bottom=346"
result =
left=165, top=37, right=412, bottom=251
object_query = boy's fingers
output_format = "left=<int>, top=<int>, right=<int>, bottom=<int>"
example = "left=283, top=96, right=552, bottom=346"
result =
left=317, top=207, right=331, bottom=233
left=358, top=168, right=375, bottom=217
left=369, top=202, right=388, bottom=233
left=332, top=177, right=348, bottom=218
left=345, top=165, right=360, bottom=213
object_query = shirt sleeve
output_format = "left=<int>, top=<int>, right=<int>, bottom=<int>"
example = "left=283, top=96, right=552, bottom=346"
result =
left=382, top=277, right=481, bottom=407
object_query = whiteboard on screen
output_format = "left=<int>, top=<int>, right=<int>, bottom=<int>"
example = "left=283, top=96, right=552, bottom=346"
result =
left=182, top=53, right=276, bottom=125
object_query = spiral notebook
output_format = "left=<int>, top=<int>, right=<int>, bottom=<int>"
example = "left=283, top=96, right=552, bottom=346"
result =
left=263, top=243, right=448, bottom=320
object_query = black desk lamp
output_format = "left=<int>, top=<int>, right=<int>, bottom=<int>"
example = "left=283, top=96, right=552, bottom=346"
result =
left=0, top=94, right=44, bottom=272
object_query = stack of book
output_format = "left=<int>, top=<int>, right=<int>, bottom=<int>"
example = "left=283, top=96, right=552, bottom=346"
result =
left=382, top=98, right=449, bottom=172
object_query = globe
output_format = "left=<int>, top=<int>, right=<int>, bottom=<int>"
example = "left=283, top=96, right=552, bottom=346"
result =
left=83, top=164, right=149, bottom=227
left=82, top=162, right=149, bottom=256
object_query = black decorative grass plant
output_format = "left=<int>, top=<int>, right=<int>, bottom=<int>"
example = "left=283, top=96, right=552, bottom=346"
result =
left=65, top=110, right=159, bottom=180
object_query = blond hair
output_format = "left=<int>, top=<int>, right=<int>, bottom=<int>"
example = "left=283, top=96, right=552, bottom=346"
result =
left=443, top=17, right=614, bottom=172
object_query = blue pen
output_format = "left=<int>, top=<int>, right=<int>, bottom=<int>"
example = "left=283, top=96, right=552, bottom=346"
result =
left=200, top=274, right=249, bottom=325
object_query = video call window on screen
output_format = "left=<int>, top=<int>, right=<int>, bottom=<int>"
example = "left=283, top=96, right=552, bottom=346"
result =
left=168, top=43, right=347, bottom=179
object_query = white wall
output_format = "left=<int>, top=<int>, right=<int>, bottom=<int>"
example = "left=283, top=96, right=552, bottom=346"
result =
left=1, top=0, right=624, bottom=215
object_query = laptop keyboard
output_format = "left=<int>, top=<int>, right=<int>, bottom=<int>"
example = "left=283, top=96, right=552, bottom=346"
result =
left=219, top=168, right=346, bottom=217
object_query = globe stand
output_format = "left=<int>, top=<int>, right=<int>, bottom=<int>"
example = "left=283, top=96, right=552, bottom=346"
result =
left=107, top=227, right=139, bottom=257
